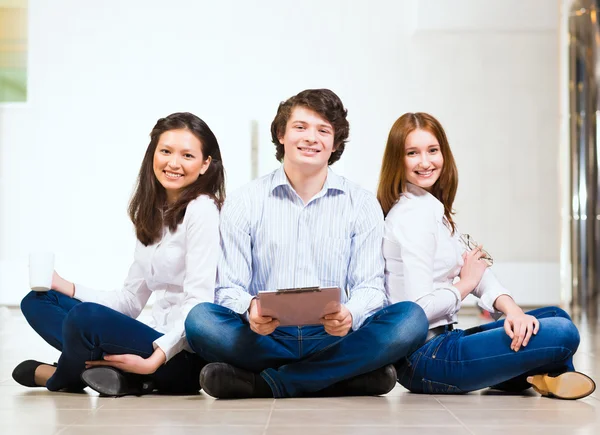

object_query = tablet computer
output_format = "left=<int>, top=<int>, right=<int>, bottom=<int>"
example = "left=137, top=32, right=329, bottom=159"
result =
left=257, top=286, right=342, bottom=326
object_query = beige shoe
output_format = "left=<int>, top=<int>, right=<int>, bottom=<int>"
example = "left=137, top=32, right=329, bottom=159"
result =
left=527, top=372, right=596, bottom=400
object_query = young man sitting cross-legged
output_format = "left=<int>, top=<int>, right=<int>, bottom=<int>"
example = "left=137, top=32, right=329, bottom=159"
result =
left=184, top=88, right=428, bottom=399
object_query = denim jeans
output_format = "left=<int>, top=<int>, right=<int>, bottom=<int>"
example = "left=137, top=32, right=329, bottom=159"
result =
left=20, top=290, right=204, bottom=393
left=185, top=301, right=428, bottom=398
left=396, top=306, right=580, bottom=394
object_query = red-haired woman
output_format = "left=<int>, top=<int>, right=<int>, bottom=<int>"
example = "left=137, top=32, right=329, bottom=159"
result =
left=378, top=112, right=595, bottom=399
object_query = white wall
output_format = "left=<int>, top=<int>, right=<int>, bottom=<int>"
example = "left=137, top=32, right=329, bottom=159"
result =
left=0, top=0, right=561, bottom=307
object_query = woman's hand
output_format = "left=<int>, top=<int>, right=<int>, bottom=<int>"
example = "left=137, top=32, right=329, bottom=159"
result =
left=51, top=271, right=75, bottom=297
left=85, top=348, right=166, bottom=375
left=503, top=311, right=540, bottom=352
left=493, top=295, right=540, bottom=351
left=456, top=246, right=489, bottom=299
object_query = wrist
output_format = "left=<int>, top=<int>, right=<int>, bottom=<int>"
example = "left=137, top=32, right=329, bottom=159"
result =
left=455, top=279, right=475, bottom=298
left=504, top=306, right=524, bottom=317
left=148, top=348, right=167, bottom=373
left=248, top=297, right=257, bottom=314
left=494, top=294, right=521, bottom=315
left=57, top=278, right=74, bottom=297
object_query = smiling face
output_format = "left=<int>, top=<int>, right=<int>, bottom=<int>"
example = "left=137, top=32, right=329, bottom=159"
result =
left=152, top=128, right=211, bottom=203
left=278, top=106, right=336, bottom=172
left=404, top=128, right=444, bottom=191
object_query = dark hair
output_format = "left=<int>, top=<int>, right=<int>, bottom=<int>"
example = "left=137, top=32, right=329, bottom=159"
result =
left=376, top=112, right=458, bottom=233
left=270, top=89, right=349, bottom=165
left=128, top=112, right=225, bottom=246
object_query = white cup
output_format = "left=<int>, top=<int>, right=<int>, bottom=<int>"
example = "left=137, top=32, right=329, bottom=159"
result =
left=29, top=252, right=55, bottom=292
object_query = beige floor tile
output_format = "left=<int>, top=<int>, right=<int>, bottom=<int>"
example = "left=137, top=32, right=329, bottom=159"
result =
left=469, top=427, right=598, bottom=435
left=265, top=428, right=471, bottom=435
left=97, top=395, right=274, bottom=410
left=0, top=384, right=94, bottom=397
left=60, top=426, right=266, bottom=435
left=268, top=409, right=460, bottom=426
left=0, top=408, right=91, bottom=426
left=75, top=409, right=271, bottom=426
left=273, top=395, right=443, bottom=410
left=452, top=408, right=599, bottom=427
left=436, top=393, right=600, bottom=410
left=0, top=393, right=100, bottom=410
left=1, top=426, right=66, bottom=435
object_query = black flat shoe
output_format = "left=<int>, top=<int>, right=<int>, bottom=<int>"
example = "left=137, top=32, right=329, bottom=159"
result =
left=81, top=367, right=155, bottom=397
left=12, top=360, right=55, bottom=387
left=200, top=362, right=273, bottom=399
left=313, top=364, right=398, bottom=397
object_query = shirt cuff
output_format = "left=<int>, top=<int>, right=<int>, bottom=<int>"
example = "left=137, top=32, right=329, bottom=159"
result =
left=234, top=292, right=254, bottom=315
left=345, top=298, right=367, bottom=331
left=153, top=331, right=185, bottom=363
left=478, top=287, right=512, bottom=320
left=215, top=290, right=255, bottom=316
left=72, top=283, right=95, bottom=302
left=443, top=285, right=462, bottom=307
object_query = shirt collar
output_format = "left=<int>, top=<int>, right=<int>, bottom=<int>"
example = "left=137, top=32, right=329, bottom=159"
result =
left=270, top=165, right=346, bottom=195
left=405, top=182, right=445, bottom=219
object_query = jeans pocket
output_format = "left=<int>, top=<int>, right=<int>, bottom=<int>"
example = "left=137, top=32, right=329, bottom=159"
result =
left=422, top=379, right=463, bottom=394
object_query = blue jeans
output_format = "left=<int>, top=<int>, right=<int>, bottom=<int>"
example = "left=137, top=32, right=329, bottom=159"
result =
left=396, top=306, right=580, bottom=394
left=21, top=290, right=204, bottom=393
left=185, top=301, right=428, bottom=398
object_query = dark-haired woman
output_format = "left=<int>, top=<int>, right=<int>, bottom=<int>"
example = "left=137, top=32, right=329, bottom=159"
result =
left=377, top=112, right=595, bottom=400
left=12, top=112, right=225, bottom=396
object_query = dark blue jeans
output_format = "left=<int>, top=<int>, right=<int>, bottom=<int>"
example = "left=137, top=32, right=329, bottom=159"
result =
left=185, top=301, right=428, bottom=398
left=396, top=306, right=580, bottom=394
left=20, top=290, right=204, bottom=393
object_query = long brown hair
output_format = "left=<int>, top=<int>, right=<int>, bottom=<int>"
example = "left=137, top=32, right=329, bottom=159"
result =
left=128, top=112, right=226, bottom=246
left=376, top=112, right=458, bottom=232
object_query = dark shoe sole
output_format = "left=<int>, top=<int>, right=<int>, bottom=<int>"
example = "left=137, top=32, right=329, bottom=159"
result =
left=81, top=367, right=130, bottom=397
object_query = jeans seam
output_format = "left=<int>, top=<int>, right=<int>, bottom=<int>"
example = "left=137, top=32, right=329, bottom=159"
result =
left=421, top=378, right=464, bottom=394
left=431, top=334, right=449, bottom=359
left=427, top=345, right=575, bottom=364
left=408, top=351, right=422, bottom=386
left=303, top=335, right=345, bottom=360
left=261, top=370, right=281, bottom=398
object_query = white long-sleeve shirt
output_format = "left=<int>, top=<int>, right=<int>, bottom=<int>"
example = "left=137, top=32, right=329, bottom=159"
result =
left=383, top=183, right=510, bottom=329
left=74, top=195, right=220, bottom=362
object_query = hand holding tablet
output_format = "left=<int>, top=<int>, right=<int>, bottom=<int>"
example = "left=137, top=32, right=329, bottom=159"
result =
left=257, top=286, right=342, bottom=327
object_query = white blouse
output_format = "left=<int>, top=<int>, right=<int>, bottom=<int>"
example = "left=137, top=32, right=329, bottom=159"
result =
left=74, top=195, right=220, bottom=362
left=383, top=183, right=510, bottom=329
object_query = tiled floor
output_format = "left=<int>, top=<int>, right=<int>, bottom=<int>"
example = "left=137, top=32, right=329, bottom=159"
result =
left=1, top=306, right=599, bottom=435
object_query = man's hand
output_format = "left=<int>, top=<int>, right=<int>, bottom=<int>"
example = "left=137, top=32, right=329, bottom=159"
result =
left=248, top=298, right=280, bottom=335
left=321, top=304, right=352, bottom=337
left=85, top=348, right=166, bottom=375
